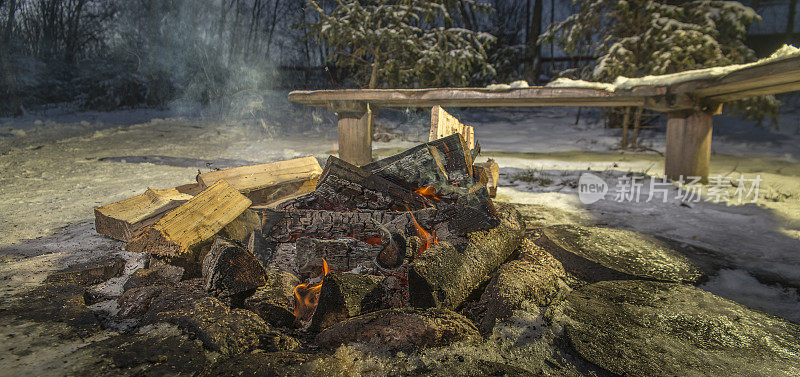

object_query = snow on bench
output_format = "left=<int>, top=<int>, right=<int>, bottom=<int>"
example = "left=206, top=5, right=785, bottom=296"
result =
left=288, top=45, right=800, bottom=182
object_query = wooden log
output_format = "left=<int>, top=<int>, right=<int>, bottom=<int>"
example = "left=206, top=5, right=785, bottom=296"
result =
left=202, top=238, right=267, bottom=299
left=221, top=209, right=261, bottom=243
left=429, top=105, right=475, bottom=151
left=310, top=272, right=391, bottom=330
left=363, top=133, right=474, bottom=190
left=94, top=184, right=200, bottom=242
left=196, top=156, right=322, bottom=206
left=125, top=180, right=252, bottom=272
left=408, top=204, right=525, bottom=309
left=315, top=308, right=480, bottom=353
left=334, top=101, right=373, bottom=165
left=314, top=155, right=426, bottom=211
left=475, top=159, right=499, bottom=197
left=261, top=209, right=408, bottom=243
left=244, top=267, right=299, bottom=328
left=295, top=237, right=381, bottom=279
left=475, top=239, right=568, bottom=334
left=665, top=110, right=712, bottom=183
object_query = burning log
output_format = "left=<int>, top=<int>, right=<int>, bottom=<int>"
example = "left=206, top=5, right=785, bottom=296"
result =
left=408, top=204, right=525, bottom=309
left=202, top=238, right=267, bottom=300
left=310, top=272, right=391, bottom=330
left=260, top=209, right=406, bottom=243
left=196, top=156, right=322, bottom=206
left=293, top=259, right=330, bottom=323
left=94, top=184, right=201, bottom=242
left=313, top=156, right=427, bottom=211
left=125, top=180, right=252, bottom=274
left=244, top=267, right=300, bottom=328
left=295, top=237, right=381, bottom=279
left=364, top=134, right=475, bottom=190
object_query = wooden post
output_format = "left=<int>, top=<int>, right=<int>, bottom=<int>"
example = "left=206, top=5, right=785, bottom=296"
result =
left=665, top=110, right=713, bottom=184
left=333, top=101, right=373, bottom=166
left=620, top=107, right=631, bottom=150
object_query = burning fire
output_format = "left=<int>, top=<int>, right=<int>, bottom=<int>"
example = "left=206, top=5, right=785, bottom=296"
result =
left=409, top=210, right=436, bottom=258
left=414, top=186, right=442, bottom=203
left=293, top=259, right=330, bottom=322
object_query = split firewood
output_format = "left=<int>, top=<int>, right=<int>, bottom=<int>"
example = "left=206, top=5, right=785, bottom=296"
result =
left=475, top=159, right=499, bottom=197
left=244, top=267, right=299, bottom=328
left=125, top=180, right=252, bottom=273
left=294, top=237, right=381, bottom=279
left=314, top=156, right=426, bottom=211
left=429, top=105, right=475, bottom=152
left=364, top=133, right=474, bottom=190
left=221, top=209, right=261, bottom=243
left=202, top=238, right=267, bottom=299
left=408, top=204, right=525, bottom=309
left=196, top=156, right=322, bottom=206
left=94, top=184, right=201, bottom=242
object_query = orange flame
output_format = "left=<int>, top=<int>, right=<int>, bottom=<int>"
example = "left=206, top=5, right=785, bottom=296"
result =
left=414, top=186, right=443, bottom=203
left=293, top=259, right=330, bottom=322
left=409, top=210, right=436, bottom=258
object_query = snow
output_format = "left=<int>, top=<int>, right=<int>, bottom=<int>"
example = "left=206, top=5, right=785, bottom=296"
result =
left=1, top=96, right=799, bottom=323
left=547, top=44, right=800, bottom=92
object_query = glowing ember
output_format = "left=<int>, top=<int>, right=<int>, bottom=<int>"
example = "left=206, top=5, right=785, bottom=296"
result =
left=409, top=210, right=436, bottom=258
left=293, top=259, right=330, bottom=322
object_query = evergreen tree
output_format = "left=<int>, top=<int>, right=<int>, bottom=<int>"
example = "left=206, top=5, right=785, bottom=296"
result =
left=541, top=0, right=780, bottom=124
left=307, top=0, right=496, bottom=89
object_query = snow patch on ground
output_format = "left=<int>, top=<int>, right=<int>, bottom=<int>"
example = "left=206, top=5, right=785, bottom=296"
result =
left=701, top=269, right=800, bottom=323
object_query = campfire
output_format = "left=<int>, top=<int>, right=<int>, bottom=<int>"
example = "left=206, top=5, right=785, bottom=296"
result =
left=94, top=107, right=519, bottom=350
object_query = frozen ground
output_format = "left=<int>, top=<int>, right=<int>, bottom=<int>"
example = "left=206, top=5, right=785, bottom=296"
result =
left=1, top=96, right=799, bottom=325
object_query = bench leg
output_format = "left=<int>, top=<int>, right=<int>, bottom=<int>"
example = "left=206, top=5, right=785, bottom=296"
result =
left=335, top=103, right=373, bottom=166
left=665, top=110, right=713, bottom=184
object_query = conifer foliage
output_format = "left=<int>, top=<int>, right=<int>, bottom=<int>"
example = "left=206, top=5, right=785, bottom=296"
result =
left=307, top=0, right=496, bottom=89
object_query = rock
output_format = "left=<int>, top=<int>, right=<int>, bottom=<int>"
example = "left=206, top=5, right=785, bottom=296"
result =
left=555, top=280, right=800, bottom=377
left=476, top=239, right=569, bottom=334
left=202, top=238, right=267, bottom=299
left=244, top=268, right=300, bottom=328
left=535, top=225, right=704, bottom=286
left=123, top=257, right=184, bottom=291
left=316, top=308, right=480, bottom=353
left=198, top=351, right=312, bottom=377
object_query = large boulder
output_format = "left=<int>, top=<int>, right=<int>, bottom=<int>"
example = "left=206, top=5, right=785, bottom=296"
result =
left=535, top=225, right=704, bottom=285
left=554, top=280, right=800, bottom=377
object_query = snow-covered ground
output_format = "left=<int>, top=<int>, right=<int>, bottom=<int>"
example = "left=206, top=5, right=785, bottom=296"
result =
left=1, top=96, right=799, bottom=323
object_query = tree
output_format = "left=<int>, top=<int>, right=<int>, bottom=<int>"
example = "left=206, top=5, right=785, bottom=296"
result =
left=306, top=0, right=496, bottom=89
left=541, top=0, right=781, bottom=125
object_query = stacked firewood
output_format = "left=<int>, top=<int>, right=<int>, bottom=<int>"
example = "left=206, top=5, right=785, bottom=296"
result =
left=95, top=107, right=512, bottom=333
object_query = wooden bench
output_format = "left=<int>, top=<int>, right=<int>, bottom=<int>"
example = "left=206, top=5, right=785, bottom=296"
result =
left=289, top=55, right=800, bottom=183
